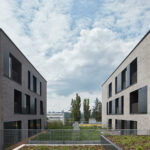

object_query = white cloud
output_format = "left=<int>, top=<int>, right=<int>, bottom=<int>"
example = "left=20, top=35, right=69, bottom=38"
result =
left=0, top=0, right=149, bottom=112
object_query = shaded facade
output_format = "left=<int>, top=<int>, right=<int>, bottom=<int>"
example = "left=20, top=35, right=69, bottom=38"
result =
left=0, top=29, right=47, bottom=148
left=102, top=30, right=150, bottom=130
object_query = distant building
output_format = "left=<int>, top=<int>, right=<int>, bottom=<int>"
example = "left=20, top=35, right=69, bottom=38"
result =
left=0, top=29, right=47, bottom=149
left=89, top=118, right=96, bottom=124
left=47, top=112, right=65, bottom=124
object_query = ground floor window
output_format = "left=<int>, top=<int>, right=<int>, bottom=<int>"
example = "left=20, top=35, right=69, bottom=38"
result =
left=28, top=119, right=41, bottom=137
left=115, top=119, right=137, bottom=135
left=3, top=121, right=22, bottom=148
left=108, top=119, right=112, bottom=129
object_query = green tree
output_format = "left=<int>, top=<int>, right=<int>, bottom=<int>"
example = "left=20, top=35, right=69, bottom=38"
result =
left=83, top=98, right=91, bottom=122
left=92, top=98, right=102, bottom=122
left=71, top=93, right=81, bottom=122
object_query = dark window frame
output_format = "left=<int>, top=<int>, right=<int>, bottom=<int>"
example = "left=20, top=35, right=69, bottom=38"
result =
left=108, top=82, right=112, bottom=98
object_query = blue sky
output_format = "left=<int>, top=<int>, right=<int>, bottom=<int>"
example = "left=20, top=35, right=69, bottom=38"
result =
left=0, top=0, right=150, bottom=112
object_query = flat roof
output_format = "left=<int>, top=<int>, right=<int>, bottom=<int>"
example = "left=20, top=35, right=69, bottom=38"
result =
left=102, top=30, right=150, bottom=86
left=0, top=28, right=47, bottom=82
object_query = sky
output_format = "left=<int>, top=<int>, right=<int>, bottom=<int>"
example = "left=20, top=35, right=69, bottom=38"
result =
left=0, top=0, right=150, bottom=112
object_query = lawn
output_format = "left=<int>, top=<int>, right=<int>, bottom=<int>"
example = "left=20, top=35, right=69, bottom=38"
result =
left=31, top=129, right=100, bottom=141
left=108, top=135, right=150, bottom=150
left=20, top=145, right=102, bottom=150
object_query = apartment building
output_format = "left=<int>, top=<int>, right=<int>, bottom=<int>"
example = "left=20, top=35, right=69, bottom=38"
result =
left=102, top=30, right=150, bottom=130
left=0, top=29, right=47, bottom=148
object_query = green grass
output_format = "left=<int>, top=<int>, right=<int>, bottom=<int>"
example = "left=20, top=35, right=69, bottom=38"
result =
left=21, top=145, right=102, bottom=150
left=31, top=129, right=100, bottom=141
left=109, top=135, right=150, bottom=150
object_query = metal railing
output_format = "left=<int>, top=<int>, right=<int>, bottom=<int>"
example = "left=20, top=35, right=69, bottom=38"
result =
left=1, top=129, right=150, bottom=150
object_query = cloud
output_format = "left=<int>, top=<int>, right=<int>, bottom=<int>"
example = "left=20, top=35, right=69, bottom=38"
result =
left=0, top=0, right=150, bottom=112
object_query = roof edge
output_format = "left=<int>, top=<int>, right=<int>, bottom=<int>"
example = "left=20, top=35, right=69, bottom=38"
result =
left=102, top=29, right=150, bottom=86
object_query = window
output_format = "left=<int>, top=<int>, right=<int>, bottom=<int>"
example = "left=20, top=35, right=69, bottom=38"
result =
left=28, top=71, right=42, bottom=95
left=3, top=51, right=22, bottom=84
left=28, top=120, right=36, bottom=129
left=4, top=121, right=22, bottom=146
left=115, top=58, right=137, bottom=94
left=130, top=58, right=137, bottom=85
left=40, top=101, right=44, bottom=115
left=122, top=68, right=126, bottom=90
left=118, top=96, right=124, bottom=114
left=37, top=79, right=42, bottom=95
left=130, top=90, right=138, bottom=113
left=109, top=101, right=112, bottom=114
left=14, top=89, right=37, bottom=115
left=115, top=120, right=121, bottom=129
left=115, top=120, right=137, bottom=130
left=22, top=94, right=27, bottom=114
left=138, top=86, right=147, bottom=113
left=112, top=100, right=115, bottom=115
left=37, top=119, right=41, bottom=129
left=14, top=90, right=22, bottom=114
left=108, top=96, right=124, bottom=115
left=121, top=96, right=124, bottom=114
left=126, top=65, right=130, bottom=88
left=9, top=54, right=22, bottom=83
left=115, top=98, right=119, bottom=114
left=30, top=97, right=36, bottom=114
left=28, top=119, right=41, bottom=137
left=33, top=76, right=37, bottom=93
left=108, top=119, right=112, bottom=129
left=115, top=73, right=122, bottom=93
left=130, top=121, right=137, bottom=129
left=130, top=86, right=147, bottom=114
left=28, top=71, right=33, bottom=91
left=40, top=82, right=42, bottom=95
left=4, top=121, right=21, bottom=129
left=107, top=102, right=109, bottom=115
left=108, top=83, right=112, bottom=97
left=26, top=95, right=30, bottom=114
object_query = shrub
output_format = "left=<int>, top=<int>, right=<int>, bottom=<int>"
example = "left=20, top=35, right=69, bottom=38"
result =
left=136, top=146, right=143, bottom=150
left=47, top=121, right=63, bottom=129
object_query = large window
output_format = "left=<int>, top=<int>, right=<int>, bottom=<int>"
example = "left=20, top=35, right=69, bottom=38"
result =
left=9, top=54, right=22, bottom=84
left=3, top=51, right=22, bottom=84
left=108, top=83, right=112, bottom=97
left=14, top=90, right=37, bottom=115
left=115, top=58, right=137, bottom=94
left=4, top=121, right=21, bottom=129
left=4, top=121, right=22, bottom=147
left=107, top=96, right=124, bottom=115
left=130, top=86, right=147, bottom=114
left=115, top=119, right=137, bottom=130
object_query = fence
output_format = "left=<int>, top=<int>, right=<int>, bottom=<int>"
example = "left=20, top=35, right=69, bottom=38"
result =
left=1, top=129, right=150, bottom=150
